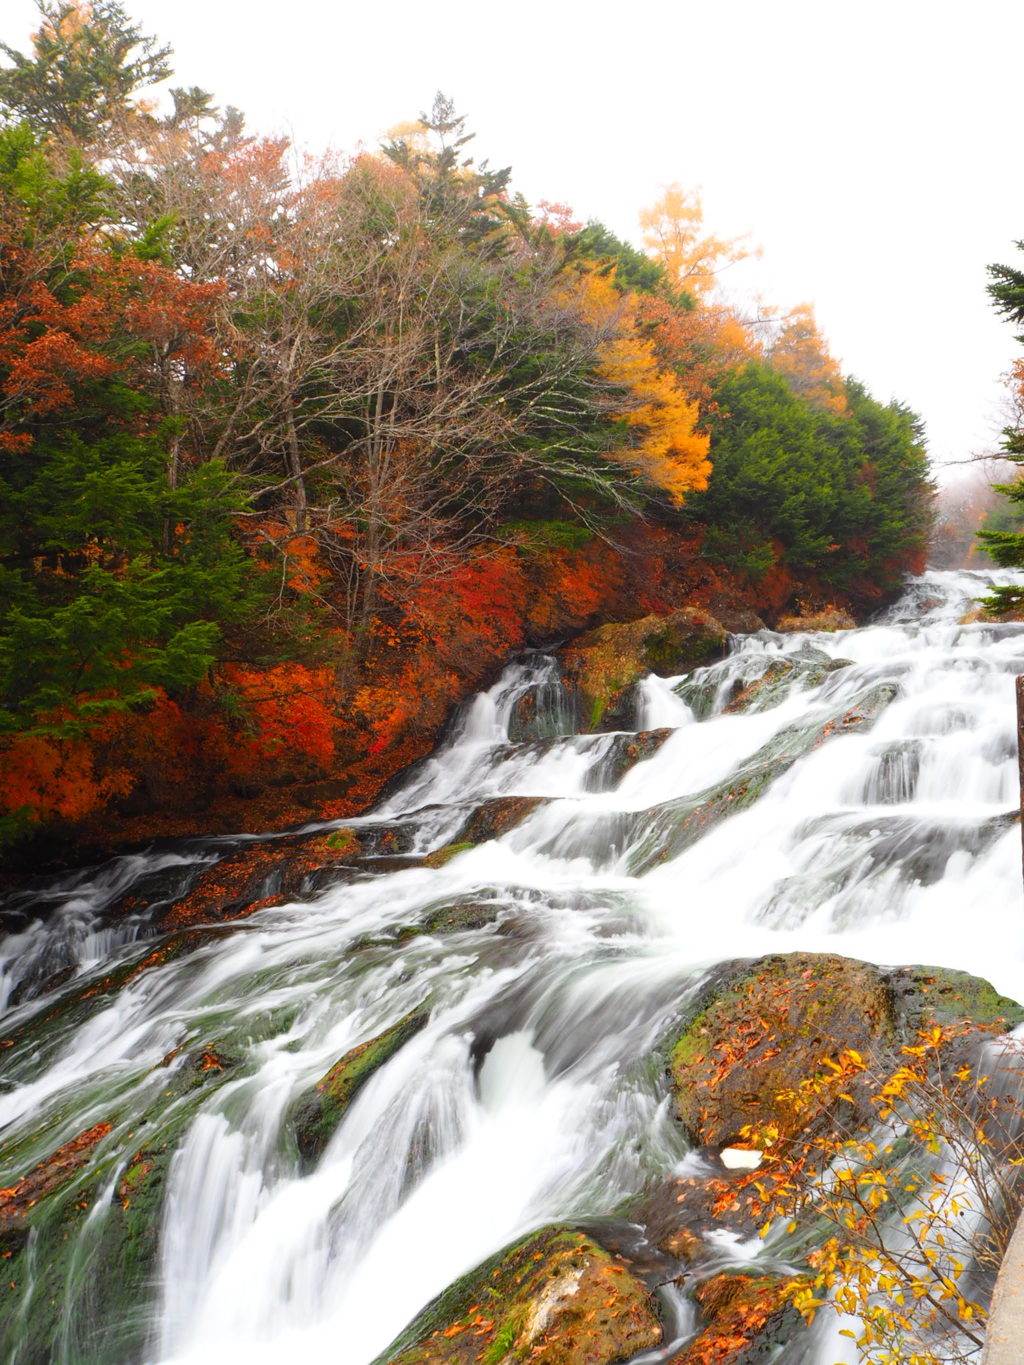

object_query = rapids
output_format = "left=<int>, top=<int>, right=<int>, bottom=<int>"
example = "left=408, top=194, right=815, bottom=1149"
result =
left=1, top=567, right=1023, bottom=1365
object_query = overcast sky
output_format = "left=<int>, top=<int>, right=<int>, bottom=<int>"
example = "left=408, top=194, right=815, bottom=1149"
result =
left=8, top=0, right=1024, bottom=473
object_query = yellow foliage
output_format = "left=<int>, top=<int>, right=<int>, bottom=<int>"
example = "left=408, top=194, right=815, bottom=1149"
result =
left=598, top=333, right=711, bottom=504
left=639, top=182, right=753, bottom=299
left=567, top=268, right=711, bottom=505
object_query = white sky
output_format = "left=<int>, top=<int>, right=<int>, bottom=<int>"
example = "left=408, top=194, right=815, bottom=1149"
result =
left=8, top=0, right=1024, bottom=472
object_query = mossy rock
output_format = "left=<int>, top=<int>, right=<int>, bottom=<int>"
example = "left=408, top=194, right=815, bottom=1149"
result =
left=884, top=965, right=1024, bottom=1035
left=423, top=841, right=476, bottom=869
left=666, top=954, right=1024, bottom=1153
left=453, top=797, right=547, bottom=844
left=0, top=1044, right=241, bottom=1364
left=376, top=1224, right=662, bottom=1365
left=560, top=608, right=728, bottom=732
left=420, top=901, right=511, bottom=937
left=669, top=953, right=895, bottom=1146
left=292, top=1009, right=428, bottom=1166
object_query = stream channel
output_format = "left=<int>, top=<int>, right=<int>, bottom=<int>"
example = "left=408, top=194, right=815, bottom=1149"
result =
left=2, top=567, right=1023, bottom=1364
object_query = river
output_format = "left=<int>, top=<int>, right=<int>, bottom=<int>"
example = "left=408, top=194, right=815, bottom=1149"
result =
left=1, top=567, right=1022, bottom=1364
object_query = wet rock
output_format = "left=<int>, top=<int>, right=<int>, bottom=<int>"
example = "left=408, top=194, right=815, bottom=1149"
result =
left=669, top=953, right=895, bottom=1147
left=422, top=841, right=475, bottom=869
left=507, top=677, right=576, bottom=743
left=0, top=926, right=237, bottom=1059
left=292, top=1009, right=429, bottom=1166
left=723, top=649, right=852, bottom=716
left=560, top=609, right=729, bottom=732
left=0, top=1122, right=111, bottom=1257
left=629, top=1165, right=760, bottom=1263
left=452, top=796, right=547, bottom=843
left=377, top=1224, right=662, bottom=1365
left=775, top=604, right=857, bottom=632
left=584, top=729, right=674, bottom=792
left=670, top=1273, right=809, bottom=1364
left=143, top=828, right=365, bottom=931
left=356, top=822, right=420, bottom=858
left=628, top=683, right=899, bottom=874
left=0, top=1044, right=240, bottom=1364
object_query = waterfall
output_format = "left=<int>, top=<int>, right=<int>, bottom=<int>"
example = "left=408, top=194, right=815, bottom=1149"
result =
left=2, top=567, right=1023, bottom=1365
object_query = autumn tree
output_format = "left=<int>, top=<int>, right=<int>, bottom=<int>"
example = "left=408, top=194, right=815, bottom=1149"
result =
left=639, top=182, right=752, bottom=301
left=767, top=301, right=848, bottom=415
left=748, top=1027, right=1024, bottom=1365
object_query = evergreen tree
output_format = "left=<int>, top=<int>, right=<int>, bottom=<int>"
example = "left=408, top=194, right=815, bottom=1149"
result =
left=0, top=1, right=171, bottom=144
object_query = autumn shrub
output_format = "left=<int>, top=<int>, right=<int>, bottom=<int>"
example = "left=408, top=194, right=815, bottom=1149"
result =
left=743, top=1025, right=1024, bottom=1364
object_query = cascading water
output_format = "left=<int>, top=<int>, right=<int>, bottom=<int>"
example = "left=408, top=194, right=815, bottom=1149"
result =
left=2, top=567, right=1023, bottom=1365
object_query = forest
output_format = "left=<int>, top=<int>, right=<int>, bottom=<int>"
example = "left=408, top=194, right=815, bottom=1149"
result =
left=0, top=1, right=934, bottom=862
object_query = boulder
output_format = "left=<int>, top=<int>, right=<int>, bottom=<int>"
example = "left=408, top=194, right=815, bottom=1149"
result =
left=452, top=796, right=547, bottom=844
left=377, top=1224, right=662, bottom=1365
left=667, top=953, right=1024, bottom=1152
left=559, top=609, right=728, bottom=731
left=669, top=953, right=894, bottom=1147
left=670, top=1273, right=808, bottom=1365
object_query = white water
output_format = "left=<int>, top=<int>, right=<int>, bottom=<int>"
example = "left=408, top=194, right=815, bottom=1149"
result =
left=1, top=567, right=1023, bottom=1365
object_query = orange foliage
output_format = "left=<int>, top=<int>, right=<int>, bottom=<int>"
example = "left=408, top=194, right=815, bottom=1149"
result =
left=768, top=303, right=848, bottom=415
left=0, top=731, right=132, bottom=825
left=0, top=235, right=224, bottom=449
left=249, top=520, right=332, bottom=593
left=599, top=331, right=711, bottom=503
left=637, top=292, right=758, bottom=420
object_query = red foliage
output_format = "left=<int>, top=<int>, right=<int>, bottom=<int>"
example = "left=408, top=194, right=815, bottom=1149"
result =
left=0, top=730, right=133, bottom=826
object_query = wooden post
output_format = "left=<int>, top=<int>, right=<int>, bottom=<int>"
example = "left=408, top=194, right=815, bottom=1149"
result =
left=1017, top=676, right=1024, bottom=885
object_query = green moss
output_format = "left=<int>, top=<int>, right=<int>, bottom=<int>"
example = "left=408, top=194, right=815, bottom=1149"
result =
left=292, top=1009, right=428, bottom=1166
left=499, top=519, right=594, bottom=551
left=482, top=1306, right=529, bottom=1363
left=423, top=841, right=475, bottom=869
left=0, top=1044, right=241, bottom=1364
left=890, top=966, right=1024, bottom=1033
